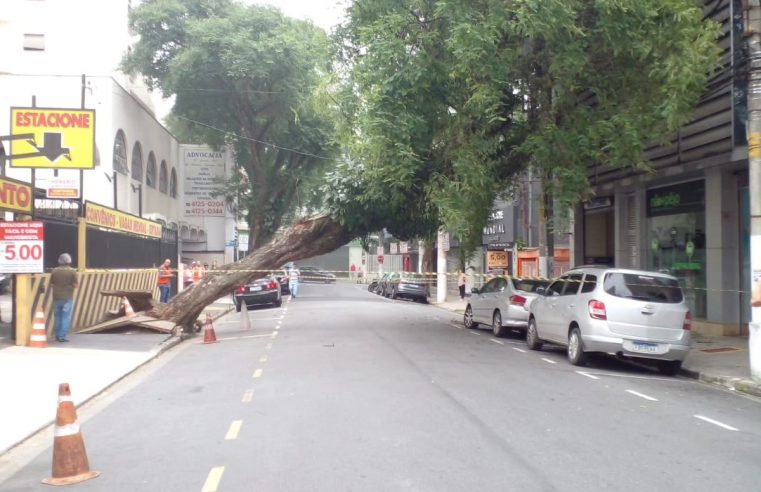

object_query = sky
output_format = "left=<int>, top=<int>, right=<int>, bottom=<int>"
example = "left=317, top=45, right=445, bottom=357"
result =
left=246, top=0, right=348, bottom=31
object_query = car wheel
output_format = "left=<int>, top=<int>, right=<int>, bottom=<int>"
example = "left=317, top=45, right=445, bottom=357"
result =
left=492, top=311, right=506, bottom=337
left=464, top=305, right=478, bottom=329
left=274, top=298, right=282, bottom=307
left=526, top=317, right=543, bottom=350
left=657, top=359, right=682, bottom=376
left=567, top=326, right=587, bottom=366
left=235, top=300, right=242, bottom=312
left=418, top=297, right=428, bottom=304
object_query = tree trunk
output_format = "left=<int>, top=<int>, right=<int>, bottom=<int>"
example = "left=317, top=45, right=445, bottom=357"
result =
left=151, top=214, right=352, bottom=329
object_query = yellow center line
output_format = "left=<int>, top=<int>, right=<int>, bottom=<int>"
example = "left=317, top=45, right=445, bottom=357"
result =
left=242, top=389, right=254, bottom=402
left=201, top=466, right=225, bottom=492
left=259, top=355, right=268, bottom=363
left=225, top=420, right=243, bottom=440
left=253, top=368, right=263, bottom=379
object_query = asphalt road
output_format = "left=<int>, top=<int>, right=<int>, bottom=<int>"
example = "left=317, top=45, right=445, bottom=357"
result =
left=2, top=282, right=760, bottom=491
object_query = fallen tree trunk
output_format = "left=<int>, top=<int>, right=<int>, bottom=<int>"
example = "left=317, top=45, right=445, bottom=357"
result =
left=150, top=214, right=353, bottom=329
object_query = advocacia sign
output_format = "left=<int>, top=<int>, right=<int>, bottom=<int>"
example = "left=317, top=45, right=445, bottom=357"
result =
left=85, top=202, right=162, bottom=239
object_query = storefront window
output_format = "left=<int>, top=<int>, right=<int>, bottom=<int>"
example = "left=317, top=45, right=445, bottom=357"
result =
left=646, top=181, right=706, bottom=318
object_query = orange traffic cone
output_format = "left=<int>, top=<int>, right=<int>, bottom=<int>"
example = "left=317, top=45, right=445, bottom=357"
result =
left=203, top=313, right=218, bottom=344
left=42, top=383, right=100, bottom=486
left=27, top=307, right=48, bottom=348
left=122, top=297, right=135, bottom=318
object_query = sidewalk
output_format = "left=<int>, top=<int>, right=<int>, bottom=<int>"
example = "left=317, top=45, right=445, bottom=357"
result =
left=0, top=299, right=233, bottom=455
left=433, top=297, right=761, bottom=399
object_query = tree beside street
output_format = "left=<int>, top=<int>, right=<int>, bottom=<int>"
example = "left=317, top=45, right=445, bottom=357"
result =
left=124, top=0, right=720, bottom=330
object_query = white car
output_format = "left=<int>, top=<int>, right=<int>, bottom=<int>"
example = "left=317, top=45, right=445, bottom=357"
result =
left=464, top=277, right=550, bottom=337
left=527, top=267, right=691, bottom=375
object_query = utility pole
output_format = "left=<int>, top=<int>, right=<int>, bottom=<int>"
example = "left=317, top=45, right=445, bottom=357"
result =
left=744, top=0, right=761, bottom=381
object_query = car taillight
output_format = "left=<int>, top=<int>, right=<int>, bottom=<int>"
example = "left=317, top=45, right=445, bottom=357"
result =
left=268, top=281, right=278, bottom=289
left=683, top=311, right=692, bottom=331
left=588, top=300, right=606, bottom=320
left=236, top=285, right=246, bottom=293
left=509, top=295, right=527, bottom=307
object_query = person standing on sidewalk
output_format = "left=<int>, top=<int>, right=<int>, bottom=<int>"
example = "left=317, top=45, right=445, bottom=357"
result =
left=457, top=270, right=467, bottom=300
left=289, top=264, right=301, bottom=299
left=50, top=253, right=78, bottom=342
left=157, top=258, right=174, bottom=303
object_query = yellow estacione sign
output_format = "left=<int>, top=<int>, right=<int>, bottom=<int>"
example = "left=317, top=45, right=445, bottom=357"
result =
left=9, top=107, right=96, bottom=169
left=85, top=202, right=163, bottom=239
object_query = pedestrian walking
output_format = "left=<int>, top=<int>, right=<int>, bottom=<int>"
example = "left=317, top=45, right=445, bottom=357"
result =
left=457, top=269, right=467, bottom=300
left=50, top=253, right=78, bottom=342
left=157, top=258, right=174, bottom=303
left=192, top=261, right=201, bottom=286
left=350, top=263, right=357, bottom=282
left=289, top=264, right=301, bottom=298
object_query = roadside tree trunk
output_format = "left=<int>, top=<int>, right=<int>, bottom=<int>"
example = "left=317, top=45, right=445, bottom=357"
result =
left=151, top=214, right=352, bottom=330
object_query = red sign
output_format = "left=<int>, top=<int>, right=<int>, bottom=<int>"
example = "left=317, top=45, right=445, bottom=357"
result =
left=0, top=221, right=44, bottom=240
left=378, top=255, right=384, bottom=264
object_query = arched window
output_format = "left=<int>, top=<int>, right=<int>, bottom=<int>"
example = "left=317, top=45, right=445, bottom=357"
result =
left=159, top=160, right=168, bottom=194
left=146, top=153, right=156, bottom=188
left=113, top=130, right=128, bottom=174
left=169, top=168, right=178, bottom=198
left=130, top=142, right=143, bottom=182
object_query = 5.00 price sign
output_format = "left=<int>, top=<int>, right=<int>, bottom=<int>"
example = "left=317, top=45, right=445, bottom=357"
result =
left=0, top=221, right=44, bottom=273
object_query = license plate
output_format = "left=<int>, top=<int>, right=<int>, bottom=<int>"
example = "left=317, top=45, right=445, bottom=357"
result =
left=632, top=341, right=658, bottom=353
left=250, top=286, right=262, bottom=291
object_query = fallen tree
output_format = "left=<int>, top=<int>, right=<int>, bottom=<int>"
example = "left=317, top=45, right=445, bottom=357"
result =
left=151, top=215, right=352, bottom=329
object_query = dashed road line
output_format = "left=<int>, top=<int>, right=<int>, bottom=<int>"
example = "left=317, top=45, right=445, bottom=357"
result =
left=694, top=414, right=739, bottom=431
left=451, top=323, right=464, bottom=330
left=259, top=355, right=268, bottom=363
left=541, top=358, right=557, bottom=365
left=513, top=347, right=526, bottom=353
left=626, top=389, right=658, bottom=402
left=225, top=420, right=243, bottom=440
left=242, top=390, right=253, bottom=403
left=271, top=331, right=279, bottom=339
left=202, top=466, right=225, bottom=492
left=469, top=330, right=481, bottom=336
left=253, top=369, right=263, bottom=379
left=576, top=371, right=600, bottom=380
left=490, top=338, right=504, bottom=345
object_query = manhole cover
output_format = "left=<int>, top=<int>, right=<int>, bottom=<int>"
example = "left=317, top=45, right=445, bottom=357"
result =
left=699, top=347, right=741, bottom=353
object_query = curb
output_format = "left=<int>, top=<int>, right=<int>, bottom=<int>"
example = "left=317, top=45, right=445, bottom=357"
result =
left=680, top=367, right=761, bottom=398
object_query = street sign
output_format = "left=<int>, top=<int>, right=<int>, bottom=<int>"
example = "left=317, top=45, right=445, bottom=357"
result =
left=378, top=255, right=384, bottom=264
left=0, top=221, right=44, bottom=273
left=0, top=177, right=33, bottom=213
left=38, top=174, right=81, bottom=199
left=9, top=108, right=96, bottom=169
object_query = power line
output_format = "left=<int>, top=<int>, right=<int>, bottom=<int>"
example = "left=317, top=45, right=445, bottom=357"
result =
left=175, top=115, right=334, bottom=160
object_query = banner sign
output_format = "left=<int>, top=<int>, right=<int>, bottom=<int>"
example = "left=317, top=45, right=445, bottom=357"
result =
left=10, top=107, right=96, bottom=169
left=38, top=174, right=81, bottom=199
left=487, top=250, right=509, bottom=271
left=0, top=177, right=33, bottom=213
left=0, top=221, right=44, bottom=273
left=182, top=148, right=226, bottom=216
left=85, top=202, right=162, bottom=239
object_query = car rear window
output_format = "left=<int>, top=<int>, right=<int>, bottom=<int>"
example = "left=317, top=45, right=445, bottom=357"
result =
left=603, top=273, right=683, bottom=303
left=401, top=273, right=426, bottom=282
left=511, top=279, right=550, bottom=293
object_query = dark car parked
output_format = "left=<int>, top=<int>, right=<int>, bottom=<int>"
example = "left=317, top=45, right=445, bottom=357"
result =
left=234, top=275, right=282, bottom=311
left=298, top=266, right=336, bottom=283
left=385, top=272, right=429, bottom=303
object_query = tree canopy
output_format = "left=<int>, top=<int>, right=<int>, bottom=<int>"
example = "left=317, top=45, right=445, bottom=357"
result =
left=123, top=0, right=338, bottom=250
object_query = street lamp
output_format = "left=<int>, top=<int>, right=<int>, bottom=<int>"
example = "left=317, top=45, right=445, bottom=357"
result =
left=130, top=183, right=142, bottom=217
left=104, top=171, right=117, bottom=209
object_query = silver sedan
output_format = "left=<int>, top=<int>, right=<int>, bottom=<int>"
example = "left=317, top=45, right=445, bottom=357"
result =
left=464, top=277, right=550, bottom=337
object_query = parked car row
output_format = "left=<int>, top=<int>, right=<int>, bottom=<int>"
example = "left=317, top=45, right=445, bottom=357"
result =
left=368, top=272, right=430, bottom=303
left=464, top=266, right=692, bottom=376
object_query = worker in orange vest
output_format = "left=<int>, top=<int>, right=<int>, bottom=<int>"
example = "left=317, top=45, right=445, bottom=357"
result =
left=192, top=262, right=201, bottom=286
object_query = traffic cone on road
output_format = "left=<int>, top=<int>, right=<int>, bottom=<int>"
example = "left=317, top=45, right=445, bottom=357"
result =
left=27, top=307, right=48, bottom=348
left=122, top=297, right=135, bottom=318
left=240, top=308, right=251, bottom=330
left=203, top=313, right=218, bottom=344
left=42, top=383, right=100, bottom=486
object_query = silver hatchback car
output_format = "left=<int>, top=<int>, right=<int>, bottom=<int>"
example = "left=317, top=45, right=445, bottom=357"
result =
left=464, top=277, right=550, bottom=337
left=527, top=267, right=691, bottom=375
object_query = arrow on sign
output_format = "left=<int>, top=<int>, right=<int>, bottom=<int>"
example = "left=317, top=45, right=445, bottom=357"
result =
left=28, top=133, right=71, bottom=162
